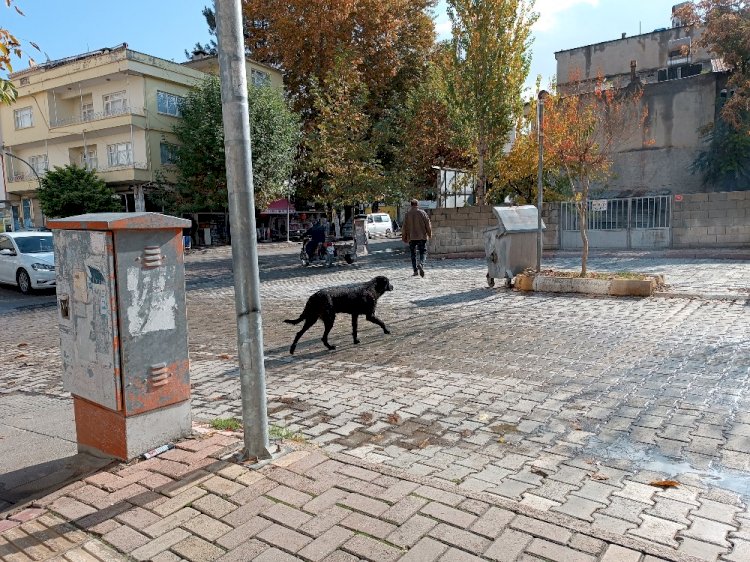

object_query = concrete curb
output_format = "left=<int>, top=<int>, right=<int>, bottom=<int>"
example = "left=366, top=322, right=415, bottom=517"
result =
left=515, top=273, right=661, bottom=297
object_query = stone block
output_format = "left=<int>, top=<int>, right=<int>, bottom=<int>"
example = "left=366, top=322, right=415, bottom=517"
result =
left=687, top=193, right=709, bottom=202
left=708, top=192, right=729, bottom=201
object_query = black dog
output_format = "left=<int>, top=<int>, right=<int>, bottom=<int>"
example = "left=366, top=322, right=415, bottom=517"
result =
left=284, top=276, right=393, bottom=354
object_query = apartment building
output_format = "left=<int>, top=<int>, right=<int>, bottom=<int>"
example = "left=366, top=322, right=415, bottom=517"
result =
left=0, top=43, right=281, bottom=231
left=554, top=4, right=728, bottom=196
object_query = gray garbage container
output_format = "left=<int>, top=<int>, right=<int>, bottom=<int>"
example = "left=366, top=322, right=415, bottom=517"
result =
left=484, top=205, right=545, bottom=287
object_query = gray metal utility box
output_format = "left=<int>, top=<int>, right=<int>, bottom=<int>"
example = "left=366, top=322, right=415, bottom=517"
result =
left=484, top=205, right=545, bottom=287
left=49, top=212, right=192, bottom=460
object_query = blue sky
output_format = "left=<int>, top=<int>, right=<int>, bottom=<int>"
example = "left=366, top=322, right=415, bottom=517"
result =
left=5, top=0, right=677, bottom=92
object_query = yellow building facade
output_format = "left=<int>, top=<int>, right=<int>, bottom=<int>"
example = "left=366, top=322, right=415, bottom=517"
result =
left=0, top=43, right=281, bottom=230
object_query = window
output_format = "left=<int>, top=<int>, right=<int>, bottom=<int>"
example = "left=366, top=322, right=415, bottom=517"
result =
left=374, top=215, right=385, bottom=223
left=14, top=107, right=33, bottom=129
left=81, top=149, right=97, bottom=170
left=29, top=154, right=48, bottom=174
left=250, top=69, right=271, bottom=87
left=22, top=199, right=33, bottom=229
left=81, top=102, right=94, bottom=121
left=15, top=235, right=53, bottom=253
left=157, top=91, right=183, bottom=117
left=160, top=142, right=178, bottom=165
left=107, top=142, right=133, bottom=167
left=0, top=236, right=13, bottom=252
left=103, top=91, right=128, bottom=116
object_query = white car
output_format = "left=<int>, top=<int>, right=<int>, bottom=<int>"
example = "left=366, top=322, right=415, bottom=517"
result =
left=365, top=213, right=394, bottom=238
left=0, top=231, right=56, bottom=294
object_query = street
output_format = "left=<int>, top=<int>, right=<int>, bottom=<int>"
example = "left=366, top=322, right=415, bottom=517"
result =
left=1, top=239, right=749, bottom=560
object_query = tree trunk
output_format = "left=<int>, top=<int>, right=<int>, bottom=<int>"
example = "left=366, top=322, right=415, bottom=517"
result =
left=477, top=138, right=486, bottom=206
left=579, top=181, right=589, bottom=277
left=580, top=201, right=588, bottom=277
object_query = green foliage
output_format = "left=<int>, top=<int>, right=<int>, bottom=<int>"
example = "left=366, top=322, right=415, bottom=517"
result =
left=390, top=45, right=474, bottom=201
left=692, top=112, right=750, bottom=189
left=210, top=418, right=242, bottom=431
left=446, top=0, right=538, bottom=203
left=172, top=76, right=300, bottom=213
left=37, top=165, right=120, bottom=218
left=305, top=49, right=383, bottom=206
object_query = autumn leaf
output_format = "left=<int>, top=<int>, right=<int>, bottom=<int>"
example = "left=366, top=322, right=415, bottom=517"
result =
left=649, top=480, right=680, bottom=489
left=591, top=473, right=609, bottom=481
left=387, top=413, right=401, bottom=424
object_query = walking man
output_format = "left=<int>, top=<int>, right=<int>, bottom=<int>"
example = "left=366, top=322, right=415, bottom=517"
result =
left=401, top=199, right=432, bottom=277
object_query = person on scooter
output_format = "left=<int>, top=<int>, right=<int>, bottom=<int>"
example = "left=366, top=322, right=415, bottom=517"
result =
left=305, top=220, right=326, bottom=260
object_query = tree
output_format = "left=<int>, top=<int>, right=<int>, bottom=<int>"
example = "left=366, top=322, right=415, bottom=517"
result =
left=172, top=76, right=299, bottom=213
left=675, top=1, right=750, bottom=130
left=446, top=0, right=537, bottom=204
left=37, top=165, right=120, bottom=218
left=693, top=114, right=750, bottom=188
left=1, top=0, right=40, bottom=105
left=543, top=77, right=648, bottom=276
left=232, top=1, right=436, bottom=204
left=305, top=50, right=382, bottom=207
left=392, top=44, right=474, bottom=201
left=240, top=0, right=435, bottom=118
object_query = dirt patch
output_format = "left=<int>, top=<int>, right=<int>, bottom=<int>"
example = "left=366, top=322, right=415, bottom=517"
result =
left=490, top=423, right=519, bottom=434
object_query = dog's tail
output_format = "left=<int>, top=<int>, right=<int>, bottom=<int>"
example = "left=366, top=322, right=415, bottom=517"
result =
left=284, top=314, right=305, bottom=325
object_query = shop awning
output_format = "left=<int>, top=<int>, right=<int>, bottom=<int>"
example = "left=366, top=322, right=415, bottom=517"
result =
left=261, top=198, right=295, bottom=215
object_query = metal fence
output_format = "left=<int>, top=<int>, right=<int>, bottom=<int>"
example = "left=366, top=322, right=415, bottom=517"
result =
left=561, top=196, right=671, bottom=231
left=560, top=196, right=672, bottom=249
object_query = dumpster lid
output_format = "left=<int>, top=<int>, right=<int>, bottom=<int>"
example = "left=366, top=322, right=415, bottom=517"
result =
left=492, top=205, right=545, bottom=233
left=49, top=212, right=191, bottom=231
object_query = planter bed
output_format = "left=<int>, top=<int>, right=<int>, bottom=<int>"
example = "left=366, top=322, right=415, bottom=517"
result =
left=514, top=270, right=664, bottom=297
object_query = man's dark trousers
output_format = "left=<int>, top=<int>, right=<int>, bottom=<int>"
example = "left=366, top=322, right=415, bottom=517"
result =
left=409, top=240, right=427, bottom=272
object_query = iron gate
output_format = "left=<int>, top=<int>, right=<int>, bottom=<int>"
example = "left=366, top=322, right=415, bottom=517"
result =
left=560, top=196, right=671, bottom=249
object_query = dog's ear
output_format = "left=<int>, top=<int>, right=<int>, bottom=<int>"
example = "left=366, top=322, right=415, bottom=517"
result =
left=375, top=276, right=390, bottom=293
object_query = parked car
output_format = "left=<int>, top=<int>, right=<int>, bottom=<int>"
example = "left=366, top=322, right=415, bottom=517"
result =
left=0, top=231, right=55, bottom=294
left=364, top=213, right=394, bottom=238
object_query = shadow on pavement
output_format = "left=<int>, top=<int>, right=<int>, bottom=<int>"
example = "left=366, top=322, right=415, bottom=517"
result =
left=411, top=287, right=497, bottom=307
left=0, top=453, right=113, bottom=514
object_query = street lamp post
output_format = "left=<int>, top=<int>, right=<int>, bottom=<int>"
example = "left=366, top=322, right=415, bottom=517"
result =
left=536, top=90, right=549, bottom=273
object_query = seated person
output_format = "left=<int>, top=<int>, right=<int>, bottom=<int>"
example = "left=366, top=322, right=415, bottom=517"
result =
left=305, top=221, right=326, bottom=259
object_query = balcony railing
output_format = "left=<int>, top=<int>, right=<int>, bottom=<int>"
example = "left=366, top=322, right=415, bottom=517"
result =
left=7, top=161, right=149, bottom=182
left=50, top=106, right=145, bottom=128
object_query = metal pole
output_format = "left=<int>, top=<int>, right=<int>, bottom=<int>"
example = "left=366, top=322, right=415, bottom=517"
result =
left=536, top=92, right=546, bottom=272
left=214, top=0, right=272, bottom=461
left=286, top=188, right=290, bottom=243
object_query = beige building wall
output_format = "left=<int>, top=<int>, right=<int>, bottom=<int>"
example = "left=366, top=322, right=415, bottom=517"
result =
left=182, top=55, right=283, bottom=89
left=0, top=45, right=281, bottom=228
left=555, top=26, right=711, bottom=84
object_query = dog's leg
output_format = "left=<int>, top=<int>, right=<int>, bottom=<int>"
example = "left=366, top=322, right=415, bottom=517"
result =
left=351, top=315, right=360, bottom=344
left=366, top=314, right=390, bottom=334
left=321, top=313, right=336, bottom=350
left=290, top=317, right=317, bottom=355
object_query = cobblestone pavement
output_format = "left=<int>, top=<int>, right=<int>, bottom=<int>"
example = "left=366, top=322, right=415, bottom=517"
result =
left=1, top=242, right=749, bottom=561
left=0, top=431, right=703, bottom=562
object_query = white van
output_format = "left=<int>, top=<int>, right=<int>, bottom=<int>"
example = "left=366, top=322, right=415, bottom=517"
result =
left=364, top=213, right=394, bottom=238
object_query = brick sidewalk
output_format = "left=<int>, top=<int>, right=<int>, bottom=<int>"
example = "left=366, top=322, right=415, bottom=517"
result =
left=0, top=429, right=705, bottom=562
